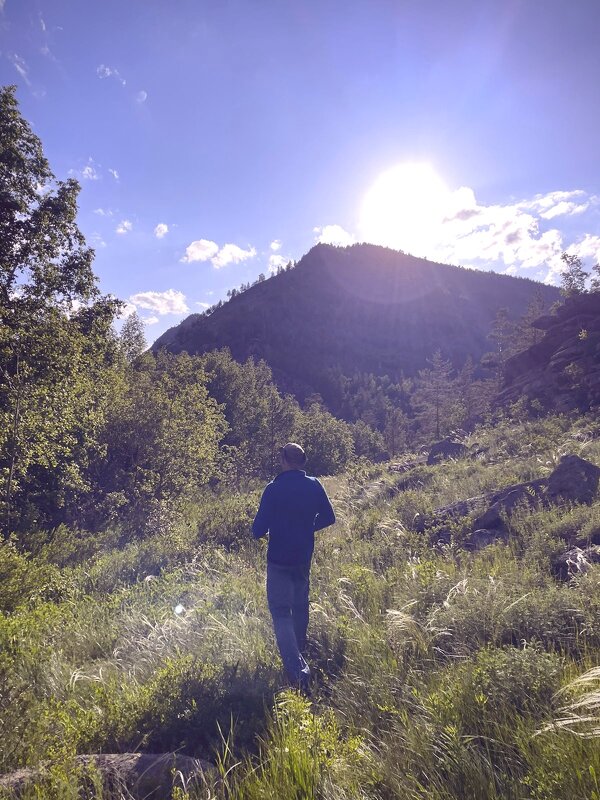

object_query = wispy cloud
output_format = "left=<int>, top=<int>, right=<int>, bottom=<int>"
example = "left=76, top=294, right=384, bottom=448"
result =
left=116, top=220, right=133, bottom=235
left=154, top=223, right=169, bottom=239
left=130, top=289, right=189, bottom=315
left=142, top=315, right=160, bottom=326
left=136, top=90, right=148, bottom=104
left=10, top=53, right=31, bottom=86
left=96, top=64, right=126, bottom=86
left=314, top=224, right=355, bottom=246
left=93, top=208, right=113, bottom=217
left=70, top=157, right=101, bottom=182
left=270, top=239, right=282, bottom=251
left=108, top=168, right=119, bottom=180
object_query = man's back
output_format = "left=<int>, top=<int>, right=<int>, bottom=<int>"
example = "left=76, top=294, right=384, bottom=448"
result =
left=252, top=469, right=335, bottom=566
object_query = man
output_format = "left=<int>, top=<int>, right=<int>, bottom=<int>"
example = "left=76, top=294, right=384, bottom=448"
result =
left=252, top=442, right=335, bottom=692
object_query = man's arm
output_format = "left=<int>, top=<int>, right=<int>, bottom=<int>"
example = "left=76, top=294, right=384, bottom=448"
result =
left=252, top=484, right=273, bottom=539
left=314, top=480, right=335, bottom=531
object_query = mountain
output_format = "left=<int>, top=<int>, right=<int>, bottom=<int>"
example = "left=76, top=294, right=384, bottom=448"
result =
left=154, top=243, right=560, bottom=404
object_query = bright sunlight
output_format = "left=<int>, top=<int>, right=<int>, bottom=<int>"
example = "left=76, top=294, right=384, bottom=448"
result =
left=358, top=162, right=453, bottom=258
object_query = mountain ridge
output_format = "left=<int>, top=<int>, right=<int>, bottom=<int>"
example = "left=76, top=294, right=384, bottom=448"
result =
left=154, top=243, right=560, bottom=403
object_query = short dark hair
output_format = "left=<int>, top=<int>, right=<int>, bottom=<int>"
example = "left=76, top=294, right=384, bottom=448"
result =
left=281, top=442, right=306, bottom=466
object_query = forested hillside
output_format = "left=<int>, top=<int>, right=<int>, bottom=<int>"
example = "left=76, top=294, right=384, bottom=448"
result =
left=154, top=243, right=559, bottom=411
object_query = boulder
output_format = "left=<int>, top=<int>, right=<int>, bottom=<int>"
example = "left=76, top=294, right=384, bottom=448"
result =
left=427, top=437, right=467, bottom=465
left=464, top=528, right=508, bottom=551
left=547, top=454, right=600, bottom=505
left=551, top=546, right=600, bottom=580
left=0, top=753, right=213, bottom=799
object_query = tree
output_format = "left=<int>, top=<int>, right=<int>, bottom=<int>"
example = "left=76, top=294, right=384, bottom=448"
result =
left=93, top=351, right=227, bottom=527
left=0, top=86, right=121, bottom=533
left=413, top=350, right=456, bottom=440
left=560, top=252, right=588, bottom=297
left=590, top=263, right=600, bottom=293
left=514, top=287, right=546, bottom=349
left=119, top=311, right=147, bottom=365
left=294, top=403, right=354, bottom=476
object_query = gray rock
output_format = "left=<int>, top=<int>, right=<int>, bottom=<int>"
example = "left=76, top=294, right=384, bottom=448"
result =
left=464, top=528, right=509, bottom=550
left=547, top=454, right=600, bottom=505
left=427, top=437, right=467, bottom=465
left=552, top=546, right=600, bottom=580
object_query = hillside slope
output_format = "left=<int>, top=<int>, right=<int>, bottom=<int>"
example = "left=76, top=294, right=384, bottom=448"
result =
left=154, top=244, right=559, bottom=403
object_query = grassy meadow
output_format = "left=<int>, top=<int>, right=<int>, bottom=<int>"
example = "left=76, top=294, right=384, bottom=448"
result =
left=2, top=412, right=600, bottom=799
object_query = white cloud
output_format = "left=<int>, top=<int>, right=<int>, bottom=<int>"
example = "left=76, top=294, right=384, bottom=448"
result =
left=181, top=239, right=220, bottom=263
left=197, top=302, right=211, bottom=309
left=356, top=177, right=600, bottom=284
left=142, top=315, right=160, bottom=326
left=96, top=64, right=126, bottom=86
left=136, top=90, right=148, bottom=104
left=270, top=239, right=282, bottom=251
left=154, top=223, right=169, bottom=239
left=268, top=254, right=287, bottom=274
left=81, top=164, right=99, bottom=181
left=211, top=243, right=257, bottom=269
left=116, top=220, right=133, bottom=235
left=93, top=207, right=113, bottom=216
left=182, top=239, right=257, bottom=269
left=70, top=157, right=101, bottom=182
left=108, top=168, right=119, bottom=180
left=130, top=289, right=189, bottom=315
left=314, top=224, right=355, bottom=246
left=118, top=302, right=137, bottom=319
left=0, top=1, right=7, bottom=12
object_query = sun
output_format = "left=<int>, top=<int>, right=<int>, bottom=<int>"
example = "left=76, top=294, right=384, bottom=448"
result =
left=358, top=162, right=451, bottom=257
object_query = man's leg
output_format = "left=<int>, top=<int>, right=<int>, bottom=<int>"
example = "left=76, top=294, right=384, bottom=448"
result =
left=291, top=563, right=310, bottom=653
left=267, top=562, right=310, bottom=690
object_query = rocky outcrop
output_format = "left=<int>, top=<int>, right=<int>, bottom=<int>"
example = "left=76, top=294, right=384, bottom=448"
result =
left=412, top=454, right=600, bottom=548
left=0, top=753, right=213, bottom=799
left=427, top=437, right=468, bottom=465
left=497, top=293, right=600, bottom=413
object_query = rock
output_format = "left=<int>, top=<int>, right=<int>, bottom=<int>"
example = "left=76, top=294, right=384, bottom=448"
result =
left=551, top=546, right=600, bottom=580
left=464, top=528, right=508, bottom=551
left=547, top=454, right=600, bottom=505
left=427, top=437, right=467, bottom=465
left=0, top=753, right=213, bottom=799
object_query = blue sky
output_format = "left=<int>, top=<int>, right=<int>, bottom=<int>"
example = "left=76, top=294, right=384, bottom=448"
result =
left=2, top=0, right=600, bottom=340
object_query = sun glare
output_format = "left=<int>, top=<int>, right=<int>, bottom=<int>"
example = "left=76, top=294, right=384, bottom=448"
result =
left=358, top=162, right=451, bottom=257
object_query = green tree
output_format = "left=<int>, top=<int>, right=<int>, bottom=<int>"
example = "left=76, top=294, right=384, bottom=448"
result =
left=294, top=403, right=354, bottom=476
left=515, top=287, right=546, bottom=349
left=413, top=350, right=456, bottom=440
left=94, top=351, right=227, bottom=527
left=0, top=86, right=120, bottom=533
left=590, top=263, right=600, bottom=293
left=560, top=252, right=588, bottom=297
left=383, top=407, right=409, bottom=457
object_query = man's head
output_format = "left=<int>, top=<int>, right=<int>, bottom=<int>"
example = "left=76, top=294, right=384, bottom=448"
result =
left=280, top=442, right=307, bottom=470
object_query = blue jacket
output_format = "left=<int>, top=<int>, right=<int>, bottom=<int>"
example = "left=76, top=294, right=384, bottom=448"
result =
left=252, top=470, right=336, bottom=565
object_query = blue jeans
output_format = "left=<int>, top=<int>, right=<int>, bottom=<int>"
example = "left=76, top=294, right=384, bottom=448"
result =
left=267, top=561, right=311, bottom=690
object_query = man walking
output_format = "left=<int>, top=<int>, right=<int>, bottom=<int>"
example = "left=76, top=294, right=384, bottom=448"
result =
left=252, top=442, right=335, bottom=692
